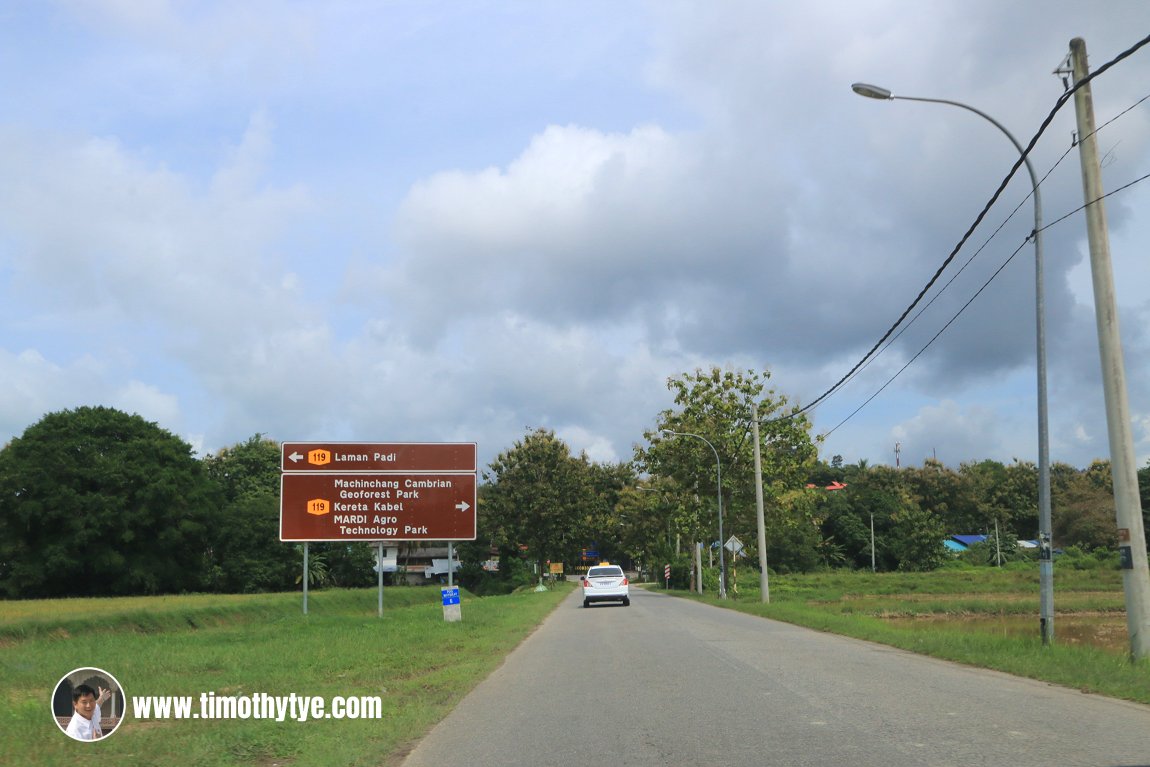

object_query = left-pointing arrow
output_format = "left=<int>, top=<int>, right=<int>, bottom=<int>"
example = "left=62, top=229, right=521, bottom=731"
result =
left=455, top=501, right=471, bottom=512
left=289, top=452, right=304, bottom=462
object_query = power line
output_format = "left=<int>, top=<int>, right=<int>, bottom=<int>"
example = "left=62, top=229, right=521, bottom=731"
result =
left=820, top=129, right=1150, bottom=439
left=821, top=237, right=1030, bottom=438
left=1042, top=169, right=1150, bottom=232
left=789, top=32, right=1150, bottom=425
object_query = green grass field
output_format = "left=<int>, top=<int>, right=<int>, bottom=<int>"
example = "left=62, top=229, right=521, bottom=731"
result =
left=1, top=585, right=571, bottom=767
left=673, top=566, right=1150, bottom=704
left=7, top=568, right=1148, bottom=766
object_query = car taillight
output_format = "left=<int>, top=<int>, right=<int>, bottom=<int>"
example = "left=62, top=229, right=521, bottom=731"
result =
left=622, top=577, right=629, bottom=585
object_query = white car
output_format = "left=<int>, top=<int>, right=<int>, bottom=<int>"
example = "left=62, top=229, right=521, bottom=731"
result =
left=582, top=564, right=630, bottom=607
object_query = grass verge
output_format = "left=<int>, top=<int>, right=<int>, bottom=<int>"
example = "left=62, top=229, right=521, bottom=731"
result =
left=661, top=568, right=1150, bottom=705
left=1, top=584, right=572, bottom=767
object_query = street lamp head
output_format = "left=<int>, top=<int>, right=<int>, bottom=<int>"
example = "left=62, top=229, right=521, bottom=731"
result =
left=851, top=82, right=893, bottom=100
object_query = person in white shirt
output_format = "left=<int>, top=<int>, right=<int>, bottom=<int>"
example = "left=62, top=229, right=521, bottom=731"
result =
left=65, top=684, right=111, bottom=741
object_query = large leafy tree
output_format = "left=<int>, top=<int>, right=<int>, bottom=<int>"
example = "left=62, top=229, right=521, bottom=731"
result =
left=890, top=501, right=948, bottom=571
left=904, top=458, right=977, bottom=533
left=812, top=461, right=950, bottom=572
left=0, top=406, right=218, bottom=597
left=482, top=429, right=600, bottom=574
left=636, top=367, right=817, bottom=570
left=957, top=459, right=1036, bottom=543
left=1051, top=461, right=1118, bottom=551
left=201, top=434, right=297, bottom=593
left=582, top=461, right=637, bottom=566
left=612, top=478, right=684, bottom=573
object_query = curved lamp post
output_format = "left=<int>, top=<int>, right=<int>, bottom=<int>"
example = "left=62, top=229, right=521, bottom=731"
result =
left=852, top=82, right=1053, bottom=645
left=663, top=430, right=726, bottom=598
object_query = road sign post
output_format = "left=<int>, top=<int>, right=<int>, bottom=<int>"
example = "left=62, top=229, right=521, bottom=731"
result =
left=280, top=442, right=477, bottom=617
left=725, top=537, right=744, bottom=596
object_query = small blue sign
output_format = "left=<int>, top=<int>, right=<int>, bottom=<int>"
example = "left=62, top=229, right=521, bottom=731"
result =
left=441, top=587, right=460, bottom=606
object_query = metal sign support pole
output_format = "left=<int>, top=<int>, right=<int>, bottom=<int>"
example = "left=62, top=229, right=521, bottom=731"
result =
left=448, top=542, right=454, bottom=587
left=378, top=542, right=384, bottom=618
left=303, top=542, right=309, bottom=616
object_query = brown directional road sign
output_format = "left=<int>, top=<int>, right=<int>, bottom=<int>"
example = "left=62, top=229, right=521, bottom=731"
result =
left=280, top=472, right=476, bottom=541
left=281, top=442, right=475, bottom=473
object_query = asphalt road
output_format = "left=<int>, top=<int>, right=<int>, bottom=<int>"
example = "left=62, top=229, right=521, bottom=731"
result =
left=400, top=586, right=1150, bottom=767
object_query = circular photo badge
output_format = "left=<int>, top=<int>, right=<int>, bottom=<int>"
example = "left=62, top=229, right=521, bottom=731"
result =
left=53, top=667, right=125, bottom=742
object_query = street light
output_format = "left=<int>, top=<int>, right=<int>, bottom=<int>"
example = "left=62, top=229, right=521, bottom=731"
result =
left=662, top=430, right=726, bottom=598
left=852, top=82, right=1053, bottom=644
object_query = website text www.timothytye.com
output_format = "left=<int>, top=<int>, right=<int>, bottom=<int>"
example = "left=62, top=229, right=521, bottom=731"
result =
left=132, top=692, right=383, bottom=722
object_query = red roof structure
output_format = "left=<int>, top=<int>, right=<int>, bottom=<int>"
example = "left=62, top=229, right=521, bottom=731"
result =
left=805, top=481, right=847, bottom=491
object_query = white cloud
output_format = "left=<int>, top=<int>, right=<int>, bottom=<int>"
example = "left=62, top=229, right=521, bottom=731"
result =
left=2, top=0, right=1149, bottom=473
left=891, top=399, right=1013, bottom=467
left=109, top=380, right=182, bottom=430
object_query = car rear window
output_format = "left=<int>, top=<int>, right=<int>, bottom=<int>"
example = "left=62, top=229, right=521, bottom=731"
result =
left=587, top=567, right=623, bottom=578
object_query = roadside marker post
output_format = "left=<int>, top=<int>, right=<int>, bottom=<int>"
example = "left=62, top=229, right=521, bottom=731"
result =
left=442, top=586, right=461, bottom=623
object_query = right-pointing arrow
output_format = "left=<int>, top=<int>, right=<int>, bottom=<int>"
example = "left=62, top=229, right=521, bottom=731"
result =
left=455, top=501, right=471, bottom=512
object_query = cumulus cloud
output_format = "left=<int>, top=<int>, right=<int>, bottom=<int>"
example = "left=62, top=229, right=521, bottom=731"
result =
left=2, top=0, right=1149, bottom=473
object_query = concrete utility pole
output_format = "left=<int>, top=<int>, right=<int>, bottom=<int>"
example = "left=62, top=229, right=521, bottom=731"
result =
left=870, top=513, right=876, bottom=573
left=695, top=542, right=703, bottom=595
left=1070, top=37, right=1150, bottom=661
left=751, top=402, right=770, bottom=603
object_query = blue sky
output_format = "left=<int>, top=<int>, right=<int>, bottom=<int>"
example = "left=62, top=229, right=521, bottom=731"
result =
left=2, top=1, right=1150, bottom=472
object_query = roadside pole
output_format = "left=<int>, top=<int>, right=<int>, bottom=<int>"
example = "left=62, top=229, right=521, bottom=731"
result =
left=695, top=542, right=703, bottom=594
left=377, top=542, right=384, bottom=618
left=1070, top=37, right=1150, bottom=661
left=751, top=402, right=770, bottom=603
left=303, top=542, right=309, bottom=616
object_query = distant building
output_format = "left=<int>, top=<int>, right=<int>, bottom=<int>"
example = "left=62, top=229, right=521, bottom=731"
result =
left=374, top=543, right=460, bottom=584
left=944, top=534, right=1040, bottom=554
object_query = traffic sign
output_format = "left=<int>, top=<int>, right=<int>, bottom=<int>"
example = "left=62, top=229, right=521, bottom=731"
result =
left=281, top=442, right=476, bottom=473
left=280, top=472, right=477, bottom=541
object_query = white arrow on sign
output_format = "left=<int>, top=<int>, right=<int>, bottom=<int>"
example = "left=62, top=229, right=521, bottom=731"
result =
left=456, top=501, right=471, bottom=512
left=288, top=451, right=304, bottom=463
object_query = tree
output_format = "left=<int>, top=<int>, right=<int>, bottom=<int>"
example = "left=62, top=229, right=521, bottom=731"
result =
left=958, top=459, right=1034, bottom=543
left=906, top=458, right=977, bottom=533
left=813, top=462, right=952, bottom=572
left=1052, top=464, right=1116, bottom=551
left=816, top=484, right=875, bottom=570
left=890, top=502, right=948, bottom=571
left=636, top=367, right=818, bottom=576
left=201, top=434, right=297, bottom=593
left=0, top=406, right=217, bottom=597
left=482, top=429, right=599, bottom=575
left=583, top=461, right=639, bottom=567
